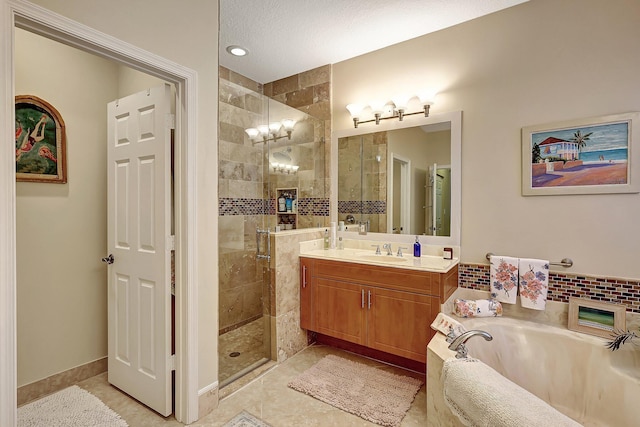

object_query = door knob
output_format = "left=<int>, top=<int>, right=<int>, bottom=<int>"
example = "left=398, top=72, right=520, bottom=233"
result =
left=101, top=254, right=114, bottom=265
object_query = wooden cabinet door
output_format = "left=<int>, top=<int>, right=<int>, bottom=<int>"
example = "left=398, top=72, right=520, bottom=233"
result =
left=300, top=258, right=313, bottom=330
left=367, top=287, right=439, bottom=362
left=314, top=278, right=366, bottom=345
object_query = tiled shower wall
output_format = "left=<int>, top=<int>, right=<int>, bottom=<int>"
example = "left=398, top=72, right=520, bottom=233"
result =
left=337, top=132, right=387, bottom=232
left=264, top=65, right=332, bottom=229
left=218, top=66, right=331, bottom=333
left=218, top=68, right=267, bottom=333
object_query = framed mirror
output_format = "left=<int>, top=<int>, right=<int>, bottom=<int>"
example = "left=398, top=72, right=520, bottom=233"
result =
left=331, top=111, right=461, bottom=246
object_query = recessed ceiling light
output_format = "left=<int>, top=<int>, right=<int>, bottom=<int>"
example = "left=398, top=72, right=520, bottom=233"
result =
left=226, top=45, right=248, bottom=57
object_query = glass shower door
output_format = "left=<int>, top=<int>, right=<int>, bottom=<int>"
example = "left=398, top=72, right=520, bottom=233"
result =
left=217, top=78, right=272, bottom=387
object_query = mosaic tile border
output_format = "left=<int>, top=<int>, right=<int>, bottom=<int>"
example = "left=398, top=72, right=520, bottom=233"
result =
left=220, top=197, right=329, bottom=217
left=338, top=200, right=386, bottom=215
left=219, top=198, right=267, bottom=215
left=298, top=198, right=329, bottom=216
left=458, top=263, right=640, bottom=313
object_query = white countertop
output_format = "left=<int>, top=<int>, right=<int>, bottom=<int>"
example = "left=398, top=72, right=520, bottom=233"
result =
left=300, top=247, right=458, bottom=273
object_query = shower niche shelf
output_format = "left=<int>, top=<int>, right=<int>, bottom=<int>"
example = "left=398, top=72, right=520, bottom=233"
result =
left=276, top=187, right=298, bottom=230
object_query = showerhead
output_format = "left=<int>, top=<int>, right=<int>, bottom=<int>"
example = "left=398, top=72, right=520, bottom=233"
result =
left=272, top=147, right=292, bottom=162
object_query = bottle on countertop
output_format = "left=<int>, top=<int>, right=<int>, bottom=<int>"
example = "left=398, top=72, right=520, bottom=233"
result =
left=323, top=229, right=330, bottom=250
left=413, top=236, right=421, bottom=257
left=443, top=247, right=453, bottom=260
left=337, top=236, right=344, bottom=250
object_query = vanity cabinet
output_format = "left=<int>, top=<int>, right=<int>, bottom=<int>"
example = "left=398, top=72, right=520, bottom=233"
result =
left=300, top=257, right=457, bottom=362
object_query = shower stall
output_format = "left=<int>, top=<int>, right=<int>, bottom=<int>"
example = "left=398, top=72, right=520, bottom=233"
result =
left=218, top=76, right=326, bottom=385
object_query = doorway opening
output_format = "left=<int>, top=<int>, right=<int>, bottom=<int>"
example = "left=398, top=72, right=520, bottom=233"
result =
left=2, top=3, right=200, bottom=424
left=390, top=154, right=411, bottom=234
left=15, top=27, right=175, bottom=413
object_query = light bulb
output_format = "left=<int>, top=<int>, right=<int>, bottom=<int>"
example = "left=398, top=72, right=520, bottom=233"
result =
left=346, top=103, right=365, bottom=118
left=417, top=90, right=437, bottom=106
left=269, top=122, right=282, bottom=134
left=226, top=45, right=248, bottom=57
left=245, top=128, right=259, bottom=139
left=368, top=100, right=388, bottom=115
left=391, top=95, right=412, bottom=112
left=257, top=125, right=269, bottom=136
left=281, top=119, right=296, bottom=131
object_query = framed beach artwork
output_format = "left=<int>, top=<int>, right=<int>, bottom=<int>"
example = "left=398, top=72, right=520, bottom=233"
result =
left=15, top=95, right=67, bottom=183
left=521, top=112, right=639, bottom=195
left=567, top=297, right=626, bottom=339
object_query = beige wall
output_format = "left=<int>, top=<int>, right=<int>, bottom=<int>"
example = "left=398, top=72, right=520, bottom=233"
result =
left=16, top=28, right=118, bottom=386
left=24, top=0, right=220, bottom=394
left=15, top=29, right=171, bottom=387
left=333, top=0, right=640, bottom=279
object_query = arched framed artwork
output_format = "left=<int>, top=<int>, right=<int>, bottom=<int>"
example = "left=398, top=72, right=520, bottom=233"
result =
left=15, top=95, right=67, bottom=183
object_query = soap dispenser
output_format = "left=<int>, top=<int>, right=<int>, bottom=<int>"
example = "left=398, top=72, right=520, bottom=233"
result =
left=413, top=236, right=421, bottom=257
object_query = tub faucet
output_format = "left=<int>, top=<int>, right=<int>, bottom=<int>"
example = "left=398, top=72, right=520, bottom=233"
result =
left=448, top=330, right=493, bottom=359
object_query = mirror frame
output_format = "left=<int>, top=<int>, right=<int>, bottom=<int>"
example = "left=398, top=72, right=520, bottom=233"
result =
left=331, top=110, right=462, bottom=246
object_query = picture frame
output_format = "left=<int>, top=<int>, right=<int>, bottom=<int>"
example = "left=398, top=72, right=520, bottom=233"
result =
left=567, top=297, right=626, bottom=338
left=15, top=95, right=67, bottom=183
left=522, top=112, right=639, bottom=196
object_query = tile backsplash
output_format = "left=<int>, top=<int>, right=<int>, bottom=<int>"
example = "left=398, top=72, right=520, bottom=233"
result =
left=458, top=263, right=640, bottom=313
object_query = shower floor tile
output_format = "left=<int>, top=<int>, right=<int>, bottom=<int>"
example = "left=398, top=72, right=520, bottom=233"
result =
left=219, top=317, right=270, bottom=385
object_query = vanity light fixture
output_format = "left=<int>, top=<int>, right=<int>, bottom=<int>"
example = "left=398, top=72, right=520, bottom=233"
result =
left=270, top=162, right=300, bottom=174
left=346, top=92, right=437, bottom=128
left=245, top=119, right=296, bottom=144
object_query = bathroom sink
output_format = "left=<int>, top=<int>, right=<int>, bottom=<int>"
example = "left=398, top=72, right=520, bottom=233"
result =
left=358, top=255, right=408, bottom=264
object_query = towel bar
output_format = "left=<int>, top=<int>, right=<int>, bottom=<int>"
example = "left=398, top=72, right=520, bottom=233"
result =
left=485, top=252, right=573, bottom=268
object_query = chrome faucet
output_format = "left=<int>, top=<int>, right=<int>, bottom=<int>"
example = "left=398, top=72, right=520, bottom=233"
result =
left=371, top=244, right=381, bottom=255
left=448, top=330, right=493, bottom=359
left=382, top=243, right=393, bottom=256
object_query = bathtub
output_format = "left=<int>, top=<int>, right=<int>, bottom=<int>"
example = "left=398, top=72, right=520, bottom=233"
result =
left=427, top=316, right=640, bottom=427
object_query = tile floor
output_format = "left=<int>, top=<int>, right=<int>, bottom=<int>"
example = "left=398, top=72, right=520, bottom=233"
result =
left=218, top=317, right=270, bottom=386
left=77, top=344, right=427, bottom=426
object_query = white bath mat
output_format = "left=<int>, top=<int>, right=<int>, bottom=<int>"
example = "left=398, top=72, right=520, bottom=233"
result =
left=18, top=385, right=128, bottom=427
left=288, top=354, right=423, bottom=427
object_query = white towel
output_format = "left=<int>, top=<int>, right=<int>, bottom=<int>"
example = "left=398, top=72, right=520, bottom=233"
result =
left=442, top=358, right=582, bottom=427
left=430, top=312, right=467, bottom=337
left=489, top=255, right=518, bottom=304
left=519, top=258, right=549, bottom=310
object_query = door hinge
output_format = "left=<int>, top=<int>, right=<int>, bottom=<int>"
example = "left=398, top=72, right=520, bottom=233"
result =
left=167, top=113, right=175, bottom=130
left=169, top=354, right=176, bottom=371
left=167, top=235, right=175, bottom=251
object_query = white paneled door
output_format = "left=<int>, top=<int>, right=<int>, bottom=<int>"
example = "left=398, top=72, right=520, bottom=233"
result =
left=106, top=84, right=173, bottom=416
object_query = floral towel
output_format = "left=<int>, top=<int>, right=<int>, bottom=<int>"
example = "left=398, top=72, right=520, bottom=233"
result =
left=518, top=258, right=549, bottom=310
left=490, top=255, right=519, bottom=304
left=453, top=298, right=503, bottom=318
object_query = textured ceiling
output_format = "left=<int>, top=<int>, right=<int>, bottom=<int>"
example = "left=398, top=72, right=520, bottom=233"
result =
left=219, top=0, right=528, bottom=83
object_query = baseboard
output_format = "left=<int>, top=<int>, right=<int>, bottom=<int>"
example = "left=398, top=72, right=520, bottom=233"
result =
left=198, top=381, right=219, bottom=420
left=17, top=357, right=107, bottom=406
